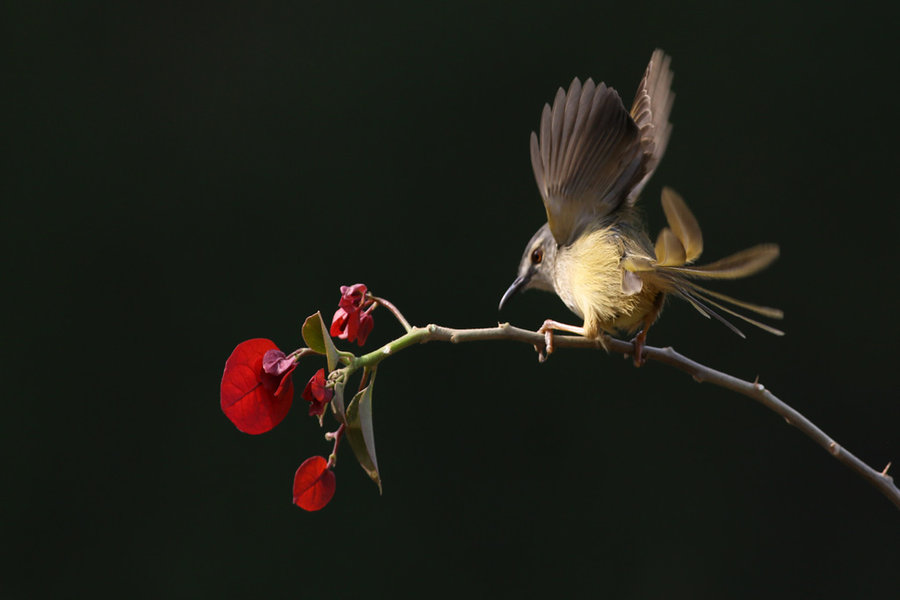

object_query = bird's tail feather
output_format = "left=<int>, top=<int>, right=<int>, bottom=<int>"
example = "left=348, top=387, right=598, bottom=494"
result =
left=644, top=188, right=782, bottom=337
left=672, top=279, right=784, bottom=337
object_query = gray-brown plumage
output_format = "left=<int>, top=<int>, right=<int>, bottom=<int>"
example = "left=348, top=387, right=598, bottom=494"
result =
left=499, top=50, right=782, bottom=364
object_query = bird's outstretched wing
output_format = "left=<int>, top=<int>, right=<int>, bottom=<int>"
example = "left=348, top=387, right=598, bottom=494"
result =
left=530, top=50, right=674, bottom=246
left=628, top=49, right=675, bottom=203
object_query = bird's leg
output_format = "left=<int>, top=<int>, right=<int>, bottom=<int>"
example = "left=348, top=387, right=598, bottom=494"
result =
left=630, top=292, right=666, bottom=367
left=536, top=319, right=586, bottom=362
left=631, top=328, right=649, bottom=367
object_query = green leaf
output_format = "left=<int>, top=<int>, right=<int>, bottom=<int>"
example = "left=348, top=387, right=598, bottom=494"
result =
left=301, top=311, right=341, bottom=372
left=301, top=313, right=326, bottom=354
left=345, top=369, right=381, bottom=494
left=330, top=379, right=347, bottom=425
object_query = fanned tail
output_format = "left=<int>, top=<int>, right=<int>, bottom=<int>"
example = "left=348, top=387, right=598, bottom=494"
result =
left=635, top=187, right=783, bottom=338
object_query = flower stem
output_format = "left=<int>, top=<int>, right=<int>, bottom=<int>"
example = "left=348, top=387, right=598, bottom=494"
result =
left=289, top=347, right=318, bottom=361
left=326, top=423, right=346, bottom=469
left=352, top=326, right=432, bottom=370
left=370, top=294, right=412, bottom=333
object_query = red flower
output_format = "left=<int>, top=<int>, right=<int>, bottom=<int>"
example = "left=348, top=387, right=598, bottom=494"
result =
left=338, top=283, right=368, bottom=310
left=220, top=339, right=296, bottom=435
left=356, top=311, right=374, bottom=345
left=293, top=456, right=336, bottom=511
left=330, top=283, right=375, bottom=346
left=330, top=306, right=360, bottom=342
left=302, top=368, right=334, bottom=417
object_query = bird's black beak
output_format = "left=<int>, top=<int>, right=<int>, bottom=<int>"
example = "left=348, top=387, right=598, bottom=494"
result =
left=498, top=274, right=529, bottom=311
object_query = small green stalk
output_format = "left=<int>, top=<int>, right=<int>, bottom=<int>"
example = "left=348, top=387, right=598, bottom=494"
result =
left=351, top=325, right=434, bottom=371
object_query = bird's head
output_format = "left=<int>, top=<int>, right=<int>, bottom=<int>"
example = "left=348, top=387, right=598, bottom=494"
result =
left=499, top=223, right=558, bottom=310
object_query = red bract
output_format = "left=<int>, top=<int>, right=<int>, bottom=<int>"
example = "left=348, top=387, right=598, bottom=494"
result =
left=357, top=310, right=374, bottom=345
left=338, top=283, right=368, bottom=310
left=262, top=349, right=295, bottom=379
left=293, top=456, right=336, bottom=511
left=330, top=283, right=375, bottom=346
left=330, top=306, right=360, bottom=342
left=302, top=368, right=334, bottom=417
left=220, top=339, right=296, bottom=435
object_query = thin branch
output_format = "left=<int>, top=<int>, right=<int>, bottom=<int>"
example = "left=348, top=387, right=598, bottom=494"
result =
left=325, top=423, right=346, bottom=469
left=369, top=294, right=412, bottom=332
left=288, top=347, right=319, bottom=361
left=355, top=322, right=899, bottom=509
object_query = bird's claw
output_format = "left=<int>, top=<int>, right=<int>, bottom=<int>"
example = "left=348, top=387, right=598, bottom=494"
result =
left=630, top=331, right=647, bottom=367
left=535, top=322, right=557, bottom=362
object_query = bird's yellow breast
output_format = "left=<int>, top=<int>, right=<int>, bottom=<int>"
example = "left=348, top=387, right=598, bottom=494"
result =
left=554, top=227, right=660, bottom=337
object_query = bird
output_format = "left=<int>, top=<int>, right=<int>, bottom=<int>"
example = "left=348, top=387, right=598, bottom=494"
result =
left=498, top=49, right=783, bottom=365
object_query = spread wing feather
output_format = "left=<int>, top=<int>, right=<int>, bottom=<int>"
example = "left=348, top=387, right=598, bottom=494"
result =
left=628, top=49, right=675, bottom=202
left=530, top=50, right=674, bottom=246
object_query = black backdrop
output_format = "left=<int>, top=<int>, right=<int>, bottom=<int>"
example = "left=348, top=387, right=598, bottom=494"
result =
left=5, top=2, right=899, bottom=597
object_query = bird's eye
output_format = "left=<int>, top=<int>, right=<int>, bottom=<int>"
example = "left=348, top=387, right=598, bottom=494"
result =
left=531, top=247, right=543, bottom=264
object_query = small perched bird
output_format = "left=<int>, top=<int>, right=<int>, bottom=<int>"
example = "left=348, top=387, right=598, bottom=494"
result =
left=499, top=50, right=783, bottom=364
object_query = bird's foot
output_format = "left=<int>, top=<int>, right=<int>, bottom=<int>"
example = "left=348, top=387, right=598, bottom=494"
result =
left=629, top=293, right=663, bottom=367
left=630, top=330, right=648, bottom=367
left=535, top=319, right=587, bottom=363
left=535, top=321, right=555, bottom=362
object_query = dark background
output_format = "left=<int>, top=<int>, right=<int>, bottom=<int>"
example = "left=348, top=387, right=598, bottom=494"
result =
left=5, top=1, right=898, bottom=597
